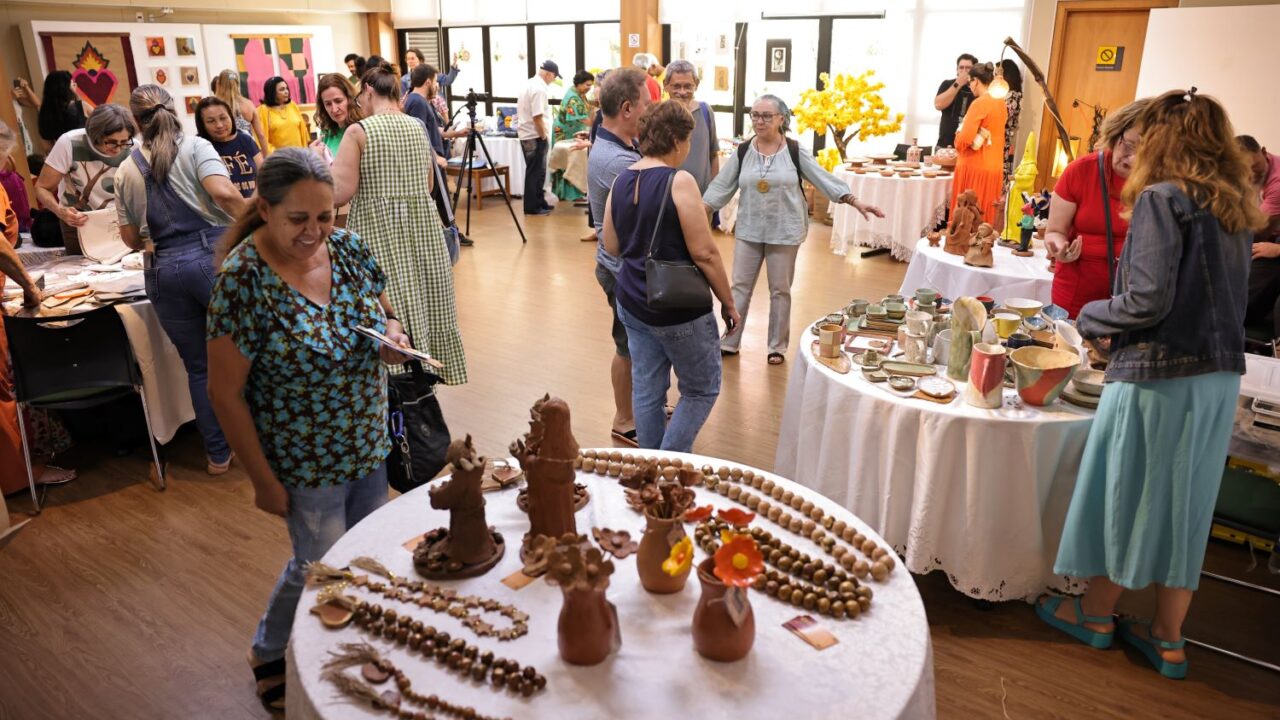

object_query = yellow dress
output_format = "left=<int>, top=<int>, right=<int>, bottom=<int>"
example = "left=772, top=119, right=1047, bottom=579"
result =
left=257, top=102, right=310, bottom=154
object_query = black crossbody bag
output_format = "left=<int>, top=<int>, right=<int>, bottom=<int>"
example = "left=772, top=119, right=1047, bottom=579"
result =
left=645, top=172, right=711, bottom=310
left=385, top=359, right=450, bottom=493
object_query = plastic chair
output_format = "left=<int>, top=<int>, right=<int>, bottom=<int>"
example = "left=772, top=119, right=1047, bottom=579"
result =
left=3, top=306, right=165, bottom=512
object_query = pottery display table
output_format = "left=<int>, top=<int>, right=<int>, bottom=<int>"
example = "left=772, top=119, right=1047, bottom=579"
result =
left=776, top=323, right=1096, bottom=602
left=286, top=450, right=935, bottom=720
left=829, top=169, right=953, bottom=262
left=898, top=238, right=1055, bottom=307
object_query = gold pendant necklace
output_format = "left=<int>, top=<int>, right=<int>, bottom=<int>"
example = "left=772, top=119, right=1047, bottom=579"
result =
left=757, top=179, right=771, bottom=193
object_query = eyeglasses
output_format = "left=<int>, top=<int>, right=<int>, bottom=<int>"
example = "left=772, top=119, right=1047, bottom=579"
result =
left=750, top=112, right=778, bottom=122
left=1116, top=137, right=1139, bottom=154
left=100, top=138, right=135, bottom=151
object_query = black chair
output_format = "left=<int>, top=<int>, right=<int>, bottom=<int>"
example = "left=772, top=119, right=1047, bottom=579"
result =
left=894, top=143, right=933, bottom=161
left=4, top=306, right=165, bottom=512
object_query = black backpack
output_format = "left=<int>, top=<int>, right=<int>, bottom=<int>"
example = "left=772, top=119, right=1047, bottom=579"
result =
left=734, top=137, right=804, bottom=190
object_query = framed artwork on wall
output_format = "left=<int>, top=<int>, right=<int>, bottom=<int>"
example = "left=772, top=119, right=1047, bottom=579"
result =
left=39, top=32, right=140, bottom=110
left=152, top=67, right=168, bottom=85
left=176, top=37, right=197, bottom=56
left=765, top=39, right=791, bottom=82
left=146, top=37, right=165, bottom=57
left=180, top=67, right=199, bottom=86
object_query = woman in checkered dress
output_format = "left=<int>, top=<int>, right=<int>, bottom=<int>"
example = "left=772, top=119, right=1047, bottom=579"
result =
left=333, top=63, right=467, bottom=384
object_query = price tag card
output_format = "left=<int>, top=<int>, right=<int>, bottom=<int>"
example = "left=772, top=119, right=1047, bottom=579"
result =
left=501, top=570, right=538, bottom=590
left=784, top=614, right=839, bottom=650
left=725, top=587, right=750, bottom=628
left=402, top=533, right=426, bottom=552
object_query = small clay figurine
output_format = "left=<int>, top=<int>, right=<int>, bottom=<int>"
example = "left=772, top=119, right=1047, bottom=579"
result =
left=513, top=395, right=582, bottom=561
left=1031, top=189, right=1051, bottom=239
left=1015, top=197, right=1036, bottom=256
left=927, top=231, right=942, bottom=248
left=414, top=435, right=506, bottom=579
left=945, top=189, right=982, bottom=256
left=964, top=223, right=996, bottom=267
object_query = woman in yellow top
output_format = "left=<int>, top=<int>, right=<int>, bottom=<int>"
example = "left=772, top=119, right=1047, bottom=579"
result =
left=256, top=76, right=310, bottom=155
left=951, top=62, right=1008, bottom=221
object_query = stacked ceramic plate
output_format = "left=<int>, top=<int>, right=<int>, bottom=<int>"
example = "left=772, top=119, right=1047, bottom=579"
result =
left=1061, top=368, right=1104, bottom=409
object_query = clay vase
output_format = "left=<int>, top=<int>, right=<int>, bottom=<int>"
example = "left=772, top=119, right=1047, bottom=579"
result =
left=636, top=509, right=690, bottom=594
left=557, top=587, right=619, bottom=666
left=964, top=343, right=1006, bottom=409
left=691, top=559, right=755, bottom=662
left=947, top=328, right=981, bottom=381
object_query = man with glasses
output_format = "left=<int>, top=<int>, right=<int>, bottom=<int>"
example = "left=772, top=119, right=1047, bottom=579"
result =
left=934, top=53, right=977, bottom=148
left=663, top=60, right=719, bottom=194
left=34, top=103, right=137, bottom=254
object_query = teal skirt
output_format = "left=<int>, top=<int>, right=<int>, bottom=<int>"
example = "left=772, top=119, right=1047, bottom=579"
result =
left=1053, top=371, right=1239, bottom=590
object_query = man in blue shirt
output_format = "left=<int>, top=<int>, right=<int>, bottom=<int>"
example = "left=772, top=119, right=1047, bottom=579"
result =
left=586, top=66, right=651, bottom=445
left=405, top=64, right=471, bottom=248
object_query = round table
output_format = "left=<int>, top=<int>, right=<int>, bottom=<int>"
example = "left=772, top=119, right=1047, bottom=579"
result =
left=829, top=169, right=953, bottom=262
left=286, top=450, right=935, bottom=720
left=450, top=135, right=555, bottom=207
left=898, top=238, right=1055, bottom=307
left=775, top=322, right=1096, bottom=602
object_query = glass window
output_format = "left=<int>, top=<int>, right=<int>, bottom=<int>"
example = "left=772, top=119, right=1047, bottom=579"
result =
left=828, top=14, right=912, bottom=158
left=490, top=26, right=529, bottom=99
left=583, top=22, right=620, bottom=74
left=532, top=24, right=576, bottom=101
left=447, top=27, right=486, bottom=94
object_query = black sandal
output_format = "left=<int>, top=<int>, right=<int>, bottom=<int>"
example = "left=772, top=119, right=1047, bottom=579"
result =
left=721, top=349, right=739, bottom=357
left=768, top=352, right=785, bottom=365
left=249, top=654, right=287, bottom=711
left=610, top=428, right=639, bottom=447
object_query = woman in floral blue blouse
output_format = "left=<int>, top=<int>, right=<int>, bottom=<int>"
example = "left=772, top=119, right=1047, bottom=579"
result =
left=205, top=148, right=412, bottom=711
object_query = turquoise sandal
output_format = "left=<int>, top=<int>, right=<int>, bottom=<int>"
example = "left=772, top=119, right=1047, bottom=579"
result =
left=1034, top=595, right=1114, bottom=649
left=1118, top=619, right=1188, bottom=680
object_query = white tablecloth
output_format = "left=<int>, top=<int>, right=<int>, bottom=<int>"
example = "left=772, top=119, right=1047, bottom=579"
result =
left=775, top=324, right=1095, bottom=602
left=286, top=450, right=935, bottom=720
left=830, top=170, right=953, bottom=262
left=451, top=135, right=556, bottom=207
left=898, top=238, right=1056, bottom=306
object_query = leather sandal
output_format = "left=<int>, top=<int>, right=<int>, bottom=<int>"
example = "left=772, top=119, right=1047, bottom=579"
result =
left=248, top=652, right=287, bottom=711
left=611, top=428, right=639, bottom=447
left=1035, top=595, right=1114, bottom=649
left=1118, top=618, right=1188, bottom=679
left=767, top=352, right=785, bottom=365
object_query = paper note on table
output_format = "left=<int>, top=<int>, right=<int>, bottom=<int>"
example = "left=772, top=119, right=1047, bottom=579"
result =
left=77, top=208, right=131, bottom=264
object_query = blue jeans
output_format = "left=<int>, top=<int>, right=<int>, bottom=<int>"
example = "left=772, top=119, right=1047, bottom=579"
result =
left=252, top=462, right=389, bottom=661
left=144, top=240, right=231, bottom=463
left=617, top=304, right=721, bottom=452
left=520, top=137, right=549, bottom=213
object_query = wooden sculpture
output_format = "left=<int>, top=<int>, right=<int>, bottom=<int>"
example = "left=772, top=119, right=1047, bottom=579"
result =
left=414, top=435, right=506, bottom=579
left=945, top=189, right=982, bottom=256
left=965, top=223, right=997, bottom=268
left=512, top=394, right=581, bottom=561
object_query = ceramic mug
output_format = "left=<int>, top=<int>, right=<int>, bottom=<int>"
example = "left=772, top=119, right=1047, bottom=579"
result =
left=992, top=312, right=1022, bottom=339
left=818, top=323, right=843, bottom=359
left=1006, top=332, right=1035, bottom=350
left=903, top=330, right=928, bottom=363
left=965, top=343, right=1007, bottom=409
left=847, top=299, right=869, bottom=318
left=915, top=288, right=940, bottom=306
left=916, top=300, right=937, bottom=318
left=905, top=310, right=932, bottom=336
left=976, top=295, right=996, bottom=313
left=862, top=348, right=881, bottom=365
left=931, top=329, right=952, bottom=365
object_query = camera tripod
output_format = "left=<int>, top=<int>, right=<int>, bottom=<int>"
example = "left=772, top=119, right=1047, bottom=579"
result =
left=449, top=92, right=527, bottom=244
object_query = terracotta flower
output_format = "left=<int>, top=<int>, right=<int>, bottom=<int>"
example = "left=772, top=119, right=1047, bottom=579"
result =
left=683, top=504, right=713, bottom=523
left=717, top=507, right=756, bottom=528
left=662, top=536, right=693, bottom=577
left=714, top=536, right=764, bottom=587
left=592, top=527, right=639, bottom=560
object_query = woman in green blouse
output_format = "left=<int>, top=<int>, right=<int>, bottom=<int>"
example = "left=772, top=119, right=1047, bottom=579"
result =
left=206, top=148, right=411, bottom=711
left=552, top=70, right=595, bottom=201
left=311, top=73, right=365, bottom=160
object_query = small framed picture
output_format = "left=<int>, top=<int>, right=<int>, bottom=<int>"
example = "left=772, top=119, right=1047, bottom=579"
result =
left=184, top=96, right=201, bottom=115
left=146, top=37, right=166, bottom=57
left=765, top=39, right=791, bottom=82
left=714, top=66, right=730, bottom=92
left=180, top=67, right=199, bottom=86
left=151, top=68, right=168, bottom=85
left=176, top=37, right=197, bottom=56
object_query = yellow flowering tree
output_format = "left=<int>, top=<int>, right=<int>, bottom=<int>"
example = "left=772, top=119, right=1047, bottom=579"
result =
left=817, top=147, right=843, bottom=173
left=793, top=71, right=904, bottom=159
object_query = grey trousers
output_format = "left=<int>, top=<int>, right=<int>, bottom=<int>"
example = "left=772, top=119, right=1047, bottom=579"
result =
left=720, top=239, right=801, bottom=354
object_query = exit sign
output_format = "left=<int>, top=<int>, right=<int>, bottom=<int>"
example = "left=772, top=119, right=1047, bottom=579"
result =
left=1096, top=45, right=1125, bottom=72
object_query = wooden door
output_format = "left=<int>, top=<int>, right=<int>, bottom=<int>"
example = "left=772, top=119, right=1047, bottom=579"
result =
left=1035, top=0, right=1177, bottom=189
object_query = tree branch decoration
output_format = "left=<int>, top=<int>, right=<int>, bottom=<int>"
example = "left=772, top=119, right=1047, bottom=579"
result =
left=1002, top=37, right=1074, bottom=165
left=793, top=71, right=904, bottom=160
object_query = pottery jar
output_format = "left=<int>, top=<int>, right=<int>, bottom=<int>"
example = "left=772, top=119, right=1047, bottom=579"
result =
left=965, top=343, right=1006, bottom=409
left=947, top=327, right=982, bottom=381
left=691, top=558, right=755, bottom=662
left=636, top=509, right=691, bottom=593
left=558, top=587, right=620, bottom=665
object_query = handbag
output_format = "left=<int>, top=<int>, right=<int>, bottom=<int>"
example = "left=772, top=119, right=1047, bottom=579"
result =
left=385, top=359, right=450, bottom=493
left=645, top=172, right=711, bottom=310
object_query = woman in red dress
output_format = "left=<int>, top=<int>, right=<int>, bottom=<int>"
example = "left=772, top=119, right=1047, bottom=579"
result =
left=1044, top=99, right=1150, bottom=317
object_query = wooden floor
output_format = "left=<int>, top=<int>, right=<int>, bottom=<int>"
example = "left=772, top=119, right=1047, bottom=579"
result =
left=2, top=200, right=1278, bottom=719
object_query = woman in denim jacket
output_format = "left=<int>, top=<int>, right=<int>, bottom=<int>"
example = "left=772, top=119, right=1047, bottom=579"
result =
left=1036, top=90, right=1266, bottom=679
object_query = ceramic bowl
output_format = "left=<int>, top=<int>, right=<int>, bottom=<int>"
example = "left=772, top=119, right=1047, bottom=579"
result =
left=1009, top=347, right=1080, bottom=406
left=888, top=375, right=916, bottom=391
left=922, top=171, right=940, bottom=178
left=1005, top=297, right=1044, bottom=319
left=883, top=294, right=906, bottom=305
left=885, top=302, right=907, bottom=320
left=879, top=169, right=895, bottom=177
left=1072, top=368, right=1106, bottom=396
left=866, top=303, right=887, bottom=319
left=975, top=295, right=995, bottom=313
left=847, top=157, right=871, bottom=168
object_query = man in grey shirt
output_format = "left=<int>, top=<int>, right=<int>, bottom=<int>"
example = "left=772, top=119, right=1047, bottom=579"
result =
left=663, top=60, right=719, bottom=193
left=586, top=66, right=651, bottom=445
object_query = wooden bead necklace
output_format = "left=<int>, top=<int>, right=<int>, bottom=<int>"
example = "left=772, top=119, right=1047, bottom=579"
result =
left=323, top=642, right=513, bottom=720
left=316, top=586, right=547, bottom=698
left=695, top=520, right=873, bottom=619
left=309, top=558, right=529, bottom=641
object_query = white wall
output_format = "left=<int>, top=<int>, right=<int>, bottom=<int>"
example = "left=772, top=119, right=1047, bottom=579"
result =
left=1137, top=4, right=1280, bottom=146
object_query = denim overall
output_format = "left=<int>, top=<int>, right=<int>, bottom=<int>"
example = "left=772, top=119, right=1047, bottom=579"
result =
left=131, top=147, right=231, bottom=463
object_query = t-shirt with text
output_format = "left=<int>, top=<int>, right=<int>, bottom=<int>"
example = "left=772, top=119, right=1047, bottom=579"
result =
left=211, top=132, right=260, bottom=198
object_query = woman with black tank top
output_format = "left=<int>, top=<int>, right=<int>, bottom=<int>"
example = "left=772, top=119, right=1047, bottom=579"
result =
left=602, top=101, right=739, bottom=452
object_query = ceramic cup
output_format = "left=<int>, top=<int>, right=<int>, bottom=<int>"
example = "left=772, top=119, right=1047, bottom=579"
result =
left=847, top=299, right=870, bottom=318
left=915, top=288, right=940, bottom=306
left=993, top=312, right=1022, bottom=339
left=1006, top=332, right=1035, bottom=350
left=825, top=312, right=845, bottom=328
left=976, top=295, right=996, bottom=313
left=965, top=342, right=1007, bottom=409
left=885, top=302, right=908, bottom=320
left=905, top=310, right=933, bottom=336
left=916, top=300, right=938, bottom=318
left=862, top=348, right=881, bottom=365
left=883, top=294, right=906, bottom=305
left=903, top=330, right=928, bottom=363
left=931, top=329, right=952, bottom=365
left=818, top=323, right=843, bottom=359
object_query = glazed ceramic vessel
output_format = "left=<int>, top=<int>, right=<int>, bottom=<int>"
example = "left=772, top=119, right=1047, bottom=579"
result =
left=636, top=509, right=691, bottom=594
left=965, top=343, right=1006, bottom=409
left=1009, top=347, right=1080, bottom=406
left=558, top=587, right=619, bottom=665
left=947, top=328, right=981, bottom=381
left=691, top=558, right=755, bottom=662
